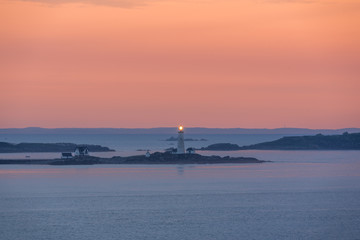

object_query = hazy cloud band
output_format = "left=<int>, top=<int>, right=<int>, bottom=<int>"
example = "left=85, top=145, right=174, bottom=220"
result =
left=13, top=0, right=317, bottom=8
left=16, top=0, right=159, bottom=8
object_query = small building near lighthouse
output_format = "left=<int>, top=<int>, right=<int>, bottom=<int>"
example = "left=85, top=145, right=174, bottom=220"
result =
left=177, top=125, right=185, bottom=154
left=74, top=146, right=89, bottom=156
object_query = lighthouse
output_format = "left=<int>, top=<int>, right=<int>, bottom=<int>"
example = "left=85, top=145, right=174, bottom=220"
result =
left=177, top=125, right=185, bottom=154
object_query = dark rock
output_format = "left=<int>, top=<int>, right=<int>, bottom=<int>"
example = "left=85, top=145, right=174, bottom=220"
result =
left=0, top=152, right=266, bottom=165
left=201, top=143, right=241, bottom=151
left=0, top=142, right=114, bottom=153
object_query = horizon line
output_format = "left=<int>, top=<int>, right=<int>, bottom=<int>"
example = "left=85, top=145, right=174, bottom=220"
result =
left=1, top=127, right=359, bottom=130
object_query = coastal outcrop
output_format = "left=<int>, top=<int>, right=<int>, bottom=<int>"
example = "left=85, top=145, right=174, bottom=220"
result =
left=0, top=152, right=265, bottom=165
left=0, top=142, right=114, bottom=153
left=201, top=132, right=360, bottom=150
left=201, top=143, right=241, bottom=151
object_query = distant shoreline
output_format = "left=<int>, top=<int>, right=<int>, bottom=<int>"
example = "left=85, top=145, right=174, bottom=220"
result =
left=1, top=127, right=359, bottom=135
left=0, top=142, right=114, bottom=153
left=201, top=132, right=360, bottom=151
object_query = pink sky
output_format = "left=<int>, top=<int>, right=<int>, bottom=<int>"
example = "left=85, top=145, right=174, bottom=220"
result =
left=1, top=0, right=359, bottom=128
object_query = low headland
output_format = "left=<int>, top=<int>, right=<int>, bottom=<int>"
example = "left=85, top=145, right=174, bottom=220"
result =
left=201, top=132, right=360, bottom=150
left=0, top=142, right=114, bottom=153
left=0, top=152, right=265, bottom=165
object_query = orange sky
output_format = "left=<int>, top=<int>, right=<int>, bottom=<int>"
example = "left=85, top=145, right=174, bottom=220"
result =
left=1, top=0, right=359, bottom=128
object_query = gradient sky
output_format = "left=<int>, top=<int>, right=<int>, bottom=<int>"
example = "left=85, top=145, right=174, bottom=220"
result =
left=1, top=0, right=359, bottom=128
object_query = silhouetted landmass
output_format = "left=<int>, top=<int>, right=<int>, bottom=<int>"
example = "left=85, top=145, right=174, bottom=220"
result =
left=165, top=136, right=207, bottom=141
left=201, top=132, right=360, bottom=150
left=0, top=142, right=114, bottom=153
left=201, top=143, right=241, bottom=150
left=0, top=152, right=265, bottom=165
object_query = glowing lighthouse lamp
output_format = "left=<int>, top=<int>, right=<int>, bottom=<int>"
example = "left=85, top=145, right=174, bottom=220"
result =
left=177, top=125, right=185, bottom=154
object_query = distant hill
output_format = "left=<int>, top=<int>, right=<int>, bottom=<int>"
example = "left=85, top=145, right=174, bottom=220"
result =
left=201, top=132, right=360, bottom=150
left=0, top=142, right=114, bottom=153
left=1, top=127, right=359, bottom=135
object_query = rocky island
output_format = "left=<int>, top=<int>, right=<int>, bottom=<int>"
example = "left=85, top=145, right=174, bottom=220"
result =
left=165, top=136, right=207, bottom=141
left=0, top=151, right=265, bottom=165
left=0, top=142, right=114, bottom=153
left=201, top=132, right=360, bottom=150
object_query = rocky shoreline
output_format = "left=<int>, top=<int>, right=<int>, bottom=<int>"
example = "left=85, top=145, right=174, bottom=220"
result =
left=201, top=132, right=360, bottom=150
left=0, top=142, right=114, bottom=153
left=0, top=152, right=266, bottom=165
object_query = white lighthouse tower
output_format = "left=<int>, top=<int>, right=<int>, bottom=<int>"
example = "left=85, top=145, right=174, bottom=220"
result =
left=177, top=125, right=185, bottom=154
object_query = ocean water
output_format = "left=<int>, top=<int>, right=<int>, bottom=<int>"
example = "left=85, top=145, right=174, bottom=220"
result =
left=1, top=134, right=360, bottom=239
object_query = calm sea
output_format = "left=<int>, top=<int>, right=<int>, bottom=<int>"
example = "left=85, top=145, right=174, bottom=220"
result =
left=1, top=134, right=360, bottom=239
